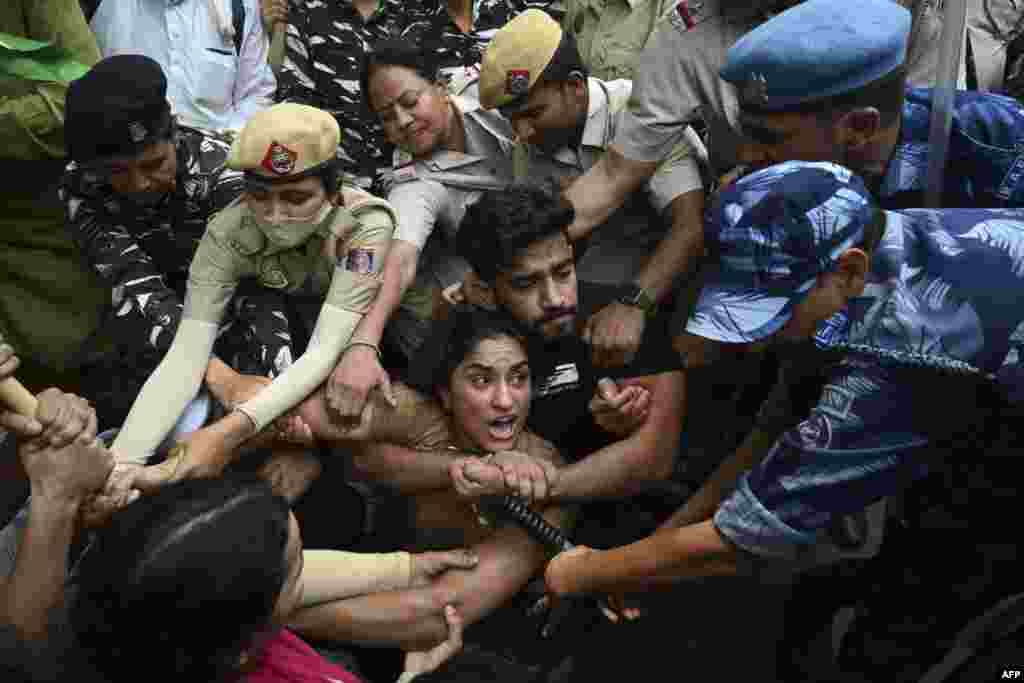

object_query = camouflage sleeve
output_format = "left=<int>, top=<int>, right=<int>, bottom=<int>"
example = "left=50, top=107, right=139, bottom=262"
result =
left=218, top=286, right=296, bottom=378
left=275, top=0, right=320, bottom=106
left=206, top=166, right=246, bottom=216
left=63, top=187, right=183, bottom=354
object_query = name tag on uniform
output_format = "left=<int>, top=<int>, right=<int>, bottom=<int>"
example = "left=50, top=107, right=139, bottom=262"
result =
left=341, top=248, right=375, bottom=274
left=391, top=165, right=418, bottom=184
left=536, top=362, right=580, bottom=397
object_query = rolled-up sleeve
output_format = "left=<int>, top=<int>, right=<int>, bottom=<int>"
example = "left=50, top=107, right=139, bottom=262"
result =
left=645, top=125, right=707, bottom=213
left=714, top=367, right=933, bottom=560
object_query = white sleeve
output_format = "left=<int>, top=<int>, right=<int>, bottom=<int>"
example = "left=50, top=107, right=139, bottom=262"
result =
left=236, top=202, right=393, bottom=430
left=235, top=302, right=362, bottom=431
left=110, top=231, right=246, bottom=464
left=110, top=318, right=219, bottom=465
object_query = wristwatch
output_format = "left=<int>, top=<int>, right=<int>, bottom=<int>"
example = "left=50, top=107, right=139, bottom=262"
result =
left=617, top=283, right=658, bottom=317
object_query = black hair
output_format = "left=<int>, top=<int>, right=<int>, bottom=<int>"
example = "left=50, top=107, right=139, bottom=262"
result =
left=457, top=182, right=575, bottom=283
left=537, top=30, right=589, bottom=87
left=70, top=475, right=292, bottom=682
left=359, top=37, right=443, bottom=113
left=428, top=308, right=532, bottom=394
left=749, top=65, right=908, bottom=130
left=318, top=160, right=342, bottom=196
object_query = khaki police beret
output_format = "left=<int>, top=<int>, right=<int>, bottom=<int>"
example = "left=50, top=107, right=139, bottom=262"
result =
left=479, top=9, right=563, bottom=110
left=227, top=103, right=340, bottom=178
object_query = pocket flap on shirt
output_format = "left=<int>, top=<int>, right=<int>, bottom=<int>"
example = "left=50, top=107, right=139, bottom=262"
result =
left=424, top=151, right=488, bottom=172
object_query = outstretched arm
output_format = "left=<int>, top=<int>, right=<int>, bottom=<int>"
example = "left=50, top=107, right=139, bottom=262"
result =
left=562, top=147, right=659, bottom=242
left=545, top=520, right=741, bottom=599
left=289, top=509, right=564, bottom=651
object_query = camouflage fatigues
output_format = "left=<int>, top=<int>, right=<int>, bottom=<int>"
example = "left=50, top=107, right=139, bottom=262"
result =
left=60, top=126, right=296, bottom=426
left=276, top=0, right=420, bottom=191
left=401, top=0, right=537, bottom=92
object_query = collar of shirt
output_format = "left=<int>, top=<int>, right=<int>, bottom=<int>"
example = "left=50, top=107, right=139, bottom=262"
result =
left=546, top=77, right=620, bottom=167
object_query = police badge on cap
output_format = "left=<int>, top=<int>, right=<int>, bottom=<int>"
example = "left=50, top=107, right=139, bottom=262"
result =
left=506, top=69, right=531, bottom=96
left=261, top=141, right=298, bottom=176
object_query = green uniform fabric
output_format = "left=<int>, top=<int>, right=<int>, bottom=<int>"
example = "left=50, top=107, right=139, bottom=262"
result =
left=0, top=1, right=107, bottom=386
left=562, top=0, right=673, bottom=81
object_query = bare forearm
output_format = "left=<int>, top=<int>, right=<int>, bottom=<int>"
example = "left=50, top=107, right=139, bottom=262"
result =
left=552, top=374, right=684, bottom=501
left=566, top=521, right=740, bottom=595
left=660, top=427, right=775, bottom=530
left=350, top=443, right=457, bottom=493
left=634, top=189, right=705, bottom=302
left=0, top=495, right=79, bottom=640
left=564, top=148, right=658, bottom=242
left=552, top=436, right=674, bottom=500
left=290, top=526, right=547, bottom=650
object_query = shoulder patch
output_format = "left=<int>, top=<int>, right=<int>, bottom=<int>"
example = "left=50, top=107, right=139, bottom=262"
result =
left=676, top=0, right=697, bottom=29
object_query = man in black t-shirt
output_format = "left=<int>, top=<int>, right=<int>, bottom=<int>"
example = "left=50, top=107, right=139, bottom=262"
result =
left=368, top=184, right=684, bottom=531
left=445, top=184, right=685, bottom=532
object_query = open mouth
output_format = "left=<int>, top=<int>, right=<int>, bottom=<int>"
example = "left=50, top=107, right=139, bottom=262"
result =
left=489, top=415, right=518, bottom=441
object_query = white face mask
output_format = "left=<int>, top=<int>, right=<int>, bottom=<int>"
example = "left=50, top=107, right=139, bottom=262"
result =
left=252, top=201, right=335, bottom=250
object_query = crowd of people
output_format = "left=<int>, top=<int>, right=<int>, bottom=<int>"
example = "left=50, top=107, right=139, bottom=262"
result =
left=3, top=0, right=1024, bottom=681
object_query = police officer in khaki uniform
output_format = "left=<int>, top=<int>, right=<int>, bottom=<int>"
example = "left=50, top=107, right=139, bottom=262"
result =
left=562, top=0, right=945, bottom=356
left=477, top=9, right=707, bottom=366
left=0, top=0, right=107, bottom=392
left=563, top=0, right=674, bottom=81
left=106, top=103, right=396, bottom=496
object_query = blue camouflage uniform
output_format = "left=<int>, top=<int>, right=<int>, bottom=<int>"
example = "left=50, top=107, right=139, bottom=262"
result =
left=882, top=86, right=1024, bottom=208
left=721, top=0, right=1024, bottom=211
left=689, top=161, right=1024, bottom=679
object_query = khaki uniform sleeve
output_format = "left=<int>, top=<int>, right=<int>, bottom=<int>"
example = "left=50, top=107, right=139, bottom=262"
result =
left=645, top=123, right=708, bottom=212
left=326, top=200, right=395, bottom=314
left=0, top=0, right=101, bottom=159
left=615, top=15, right=705, bottom=163
left=236, top=198, right=397, bottom=431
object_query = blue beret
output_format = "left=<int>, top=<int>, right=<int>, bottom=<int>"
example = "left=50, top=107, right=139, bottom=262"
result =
left=720, top=0, right=911, bottom=111
left=686, top=162, right=875, bottom=343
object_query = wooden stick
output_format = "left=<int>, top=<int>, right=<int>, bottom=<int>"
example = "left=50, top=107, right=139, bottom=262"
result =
left=0, top=377, right=37, bottom=417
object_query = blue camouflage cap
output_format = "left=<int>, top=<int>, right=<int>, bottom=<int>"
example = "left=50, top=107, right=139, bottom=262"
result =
left=720, top=0, right=911, bottom=111
left=687, top=162, right=875, bottom=343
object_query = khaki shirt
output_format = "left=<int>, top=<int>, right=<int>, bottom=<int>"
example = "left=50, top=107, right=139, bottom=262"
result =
left=186, top=186, right=396, bottom=324
left=521, top=77, right=704, bottom=212
left=617, top=0, right=948, bottom=176
left=563, top=0, right=674, bottom=81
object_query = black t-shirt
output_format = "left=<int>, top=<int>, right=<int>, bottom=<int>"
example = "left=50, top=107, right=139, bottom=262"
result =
left=527, top=281, right=682, bottom=462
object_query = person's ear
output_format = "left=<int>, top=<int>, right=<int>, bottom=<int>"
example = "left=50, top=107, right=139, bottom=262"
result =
left=439, top=386, right=451, bottom=413
left=835, top=107, right=881, bottom=150
left=568, top=72, right=587, bottom=97
left=835, top=247, right=870, bottom=297
left=471, top=272, right=498, bottom=310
